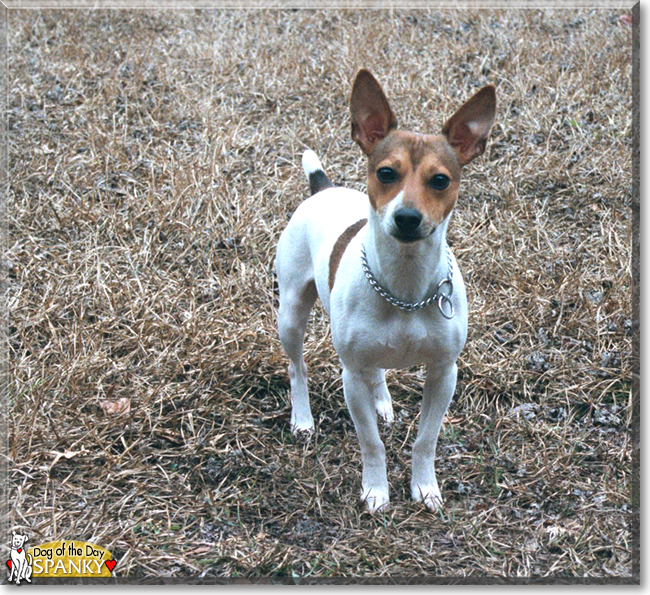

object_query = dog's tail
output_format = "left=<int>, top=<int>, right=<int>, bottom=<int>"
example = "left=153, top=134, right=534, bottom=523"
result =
left=302, top=149, right=333, bottom=196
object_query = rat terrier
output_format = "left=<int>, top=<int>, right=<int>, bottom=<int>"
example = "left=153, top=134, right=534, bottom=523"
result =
left=276, top=69, right=496, bottom=512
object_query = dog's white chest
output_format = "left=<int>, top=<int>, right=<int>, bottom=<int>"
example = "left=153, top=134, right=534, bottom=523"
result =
left=378, top=315, right=430, bottom=354
left=388, top=317, right=462, bottom=366
left=333, top=304, right=466, bottom=370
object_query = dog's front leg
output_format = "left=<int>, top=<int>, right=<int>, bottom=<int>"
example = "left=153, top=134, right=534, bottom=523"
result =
left=370, top=368, right=394, bottom=424
left=342, top=366, right=389, bottom=512
left=411, top=362, right=458, bottom=511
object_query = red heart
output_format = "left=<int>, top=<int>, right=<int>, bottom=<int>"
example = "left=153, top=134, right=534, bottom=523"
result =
left=17, top=549, right=22, bottom=554
left=6, top=560, right=11, bottom=570
left=105, top=559, right=116, bottom=572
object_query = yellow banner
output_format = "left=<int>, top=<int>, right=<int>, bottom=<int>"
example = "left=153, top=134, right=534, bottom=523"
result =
left=27, top=541, right=115, bottom=578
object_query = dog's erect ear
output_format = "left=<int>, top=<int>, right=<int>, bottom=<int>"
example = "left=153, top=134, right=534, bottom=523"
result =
left=442, top=85, right=496, bottom=166
left=350, top=69, right=397, bottom=155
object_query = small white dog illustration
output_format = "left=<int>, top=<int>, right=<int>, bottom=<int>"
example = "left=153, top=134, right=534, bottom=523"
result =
left=8, top=531, right=32, bottom=585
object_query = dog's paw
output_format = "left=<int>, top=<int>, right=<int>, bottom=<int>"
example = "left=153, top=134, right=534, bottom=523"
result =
left=361, top=486, right=390, bottom=512
left=412, top=484, right=443, bottom=511
left=291, top=418, right=315, bottom=437
left=375, top=399, right=395, bottom=425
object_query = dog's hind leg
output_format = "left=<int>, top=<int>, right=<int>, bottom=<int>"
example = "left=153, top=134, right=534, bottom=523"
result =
left=278, top=279, right=318, bottom=433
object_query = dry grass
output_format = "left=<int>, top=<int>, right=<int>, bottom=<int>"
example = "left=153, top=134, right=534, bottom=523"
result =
left=3, top=8, right=637, bottom=582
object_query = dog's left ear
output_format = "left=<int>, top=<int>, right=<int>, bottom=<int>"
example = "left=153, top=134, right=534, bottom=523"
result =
left=442, top=85, right=496, bottom=166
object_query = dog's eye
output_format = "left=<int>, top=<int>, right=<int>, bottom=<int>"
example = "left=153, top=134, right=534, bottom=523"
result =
left=376, top=167, right=398, bottom=184
left=429, top=174, right=450, bottom=190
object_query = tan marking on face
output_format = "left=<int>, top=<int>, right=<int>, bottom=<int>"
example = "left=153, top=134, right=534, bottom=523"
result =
left=366, top=138, right=412, bottom=211
left=366, top=132, right=462, bottom=227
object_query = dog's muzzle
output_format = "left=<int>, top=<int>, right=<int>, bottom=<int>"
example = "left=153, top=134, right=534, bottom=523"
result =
left=392, top=207, right=426, bottom=242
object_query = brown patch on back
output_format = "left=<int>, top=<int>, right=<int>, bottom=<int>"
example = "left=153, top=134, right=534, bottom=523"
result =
left=329, top=218, right=367, bottom=291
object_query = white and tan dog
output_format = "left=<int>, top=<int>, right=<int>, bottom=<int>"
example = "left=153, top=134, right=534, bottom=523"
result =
left=276, top=70, right=495, bottom=512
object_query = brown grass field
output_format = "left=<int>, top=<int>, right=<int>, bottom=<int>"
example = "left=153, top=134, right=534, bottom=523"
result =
left=4, top=7, right=638, bottom=582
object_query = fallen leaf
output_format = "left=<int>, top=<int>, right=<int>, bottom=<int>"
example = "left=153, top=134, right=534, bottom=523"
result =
left=443, top=416, right=463, bottom=425
left=619, top=13, right=633, bottom=26
left=100, top=398, right=131, bottom=416
left=47, top=448, right=86, bottom=468
left=184, top=545, right=213, bottom=555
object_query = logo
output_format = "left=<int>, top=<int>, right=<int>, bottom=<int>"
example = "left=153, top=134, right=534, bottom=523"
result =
left=7, top=531, right=32, bottom=585
left=6, top=533, right=116, bottom=581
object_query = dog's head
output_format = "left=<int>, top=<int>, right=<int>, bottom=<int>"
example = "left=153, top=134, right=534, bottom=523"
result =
left=11, top=531, right=28, bottom=549
left=350, top=69, right=496, bottom=243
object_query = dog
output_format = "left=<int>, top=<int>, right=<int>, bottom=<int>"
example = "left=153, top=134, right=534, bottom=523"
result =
left=8, top=530, right=32, bottom=584
left=276, top=69, right=495, bottom=512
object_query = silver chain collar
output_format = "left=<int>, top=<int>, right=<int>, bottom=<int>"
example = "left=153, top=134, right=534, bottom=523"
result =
left=360, top=244, right=455, bottom=318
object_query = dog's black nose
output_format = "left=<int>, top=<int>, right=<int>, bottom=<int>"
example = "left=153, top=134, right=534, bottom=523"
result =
left=394, top=207, right=423, bottom=233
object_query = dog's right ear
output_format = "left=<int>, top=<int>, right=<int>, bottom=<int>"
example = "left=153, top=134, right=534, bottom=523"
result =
left=350, top=69, right=397, bottom=155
